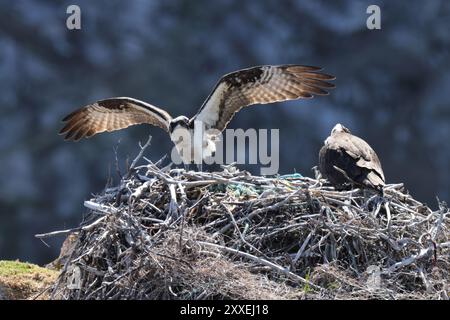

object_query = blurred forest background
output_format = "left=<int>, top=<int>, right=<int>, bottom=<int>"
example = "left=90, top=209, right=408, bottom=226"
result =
left=0, top=1, right=449, bottom=265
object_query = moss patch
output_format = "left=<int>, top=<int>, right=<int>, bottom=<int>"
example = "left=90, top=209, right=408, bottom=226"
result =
left=0, top=260, right=58, bottom=300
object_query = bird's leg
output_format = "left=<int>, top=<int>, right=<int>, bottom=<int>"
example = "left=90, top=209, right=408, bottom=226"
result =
left=312, top=166, right=322, bottom=180
left=363, top=188, right=368, bottom=201
left=196, top=162, right=203, bottom=172
left=379, top=186, right=386, bottom=199
left=183, top=163, right=191, bottom=172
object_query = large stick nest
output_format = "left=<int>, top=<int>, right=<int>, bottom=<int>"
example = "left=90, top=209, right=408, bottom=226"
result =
left=45, top=138, right=449, bottom=300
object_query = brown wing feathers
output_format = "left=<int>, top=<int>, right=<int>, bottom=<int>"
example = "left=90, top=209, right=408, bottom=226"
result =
left=60, top=65, right=335, bottom=141
left=225, top=65, right=335, bottom=103
left=59, top=98, right=172, bottom=141
left=194, top=65, right=335, bottom=131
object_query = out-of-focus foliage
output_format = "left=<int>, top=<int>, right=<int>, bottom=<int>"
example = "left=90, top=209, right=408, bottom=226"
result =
left=0, top=0, right=448, bottom=264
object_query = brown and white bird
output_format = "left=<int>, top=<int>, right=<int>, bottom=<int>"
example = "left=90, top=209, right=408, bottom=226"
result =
left=319, top=124, right=385, bottom=191
left=59, top=64, right=335, bottom=164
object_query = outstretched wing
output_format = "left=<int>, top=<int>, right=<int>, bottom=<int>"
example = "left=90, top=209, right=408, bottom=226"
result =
left=193, top=65, right=335, bottom=131
left=59, top=97, right=172, bottom=141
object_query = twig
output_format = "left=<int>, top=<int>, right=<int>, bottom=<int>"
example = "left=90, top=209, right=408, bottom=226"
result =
left=84, top=200, right=118, bottom=214
left=293, top=231, right=314, bottom=265
left=35, top=228, right=78, bottom=239
left=197, top=241, right=324, bottom=291
left=130, top=135, right=152, bottom=170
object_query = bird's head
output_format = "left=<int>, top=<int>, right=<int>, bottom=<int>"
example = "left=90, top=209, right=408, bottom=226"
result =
left=331, top=123, right=351, bottom=135
left=169, top=116, right=190, bottom=132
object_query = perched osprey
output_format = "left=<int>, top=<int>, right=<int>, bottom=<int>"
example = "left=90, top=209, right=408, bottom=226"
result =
left=319, top=124, right=385, bottom=191
left=60, top=64, right=335, bottom=164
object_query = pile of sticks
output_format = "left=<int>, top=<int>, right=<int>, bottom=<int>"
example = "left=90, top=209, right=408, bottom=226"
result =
left=40, top=137, right=449, bottom=299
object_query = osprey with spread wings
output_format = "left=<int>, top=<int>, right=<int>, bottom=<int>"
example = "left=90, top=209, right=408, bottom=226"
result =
left=59, top=64, right=335, bottom=164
